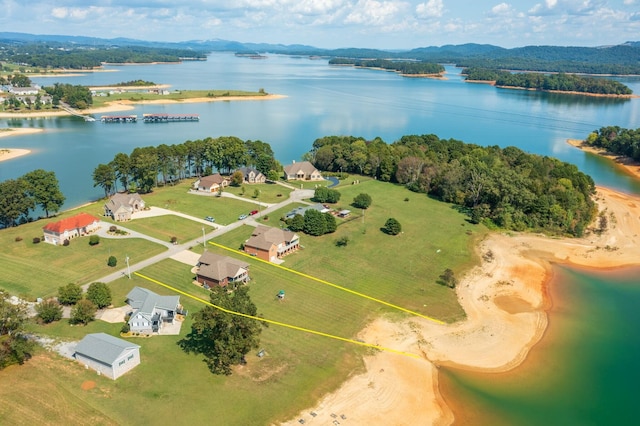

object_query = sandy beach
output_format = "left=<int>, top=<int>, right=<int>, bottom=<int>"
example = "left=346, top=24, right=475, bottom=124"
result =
left=0, top=94, right=286, bottom=119
left=281, top=186, right=640, bottom=425
left=568, top=138, right=640, bottom=180
left=0, top=128, right=41, bottom=161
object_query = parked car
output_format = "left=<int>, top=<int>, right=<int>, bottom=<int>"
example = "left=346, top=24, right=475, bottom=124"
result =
left=204, top=216, right=215, bottom=222
left=238, top=214, right=248, bottom=220
left=249, top=210, right=259, bottom=216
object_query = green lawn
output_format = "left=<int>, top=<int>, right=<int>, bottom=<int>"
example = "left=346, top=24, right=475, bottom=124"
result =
left=1, top=175, right=488, bottom=425
left=0, top=210, right=165, bottom=299
left=91, top=89, right=268, bottom=108
left=103, top=214, right=214, bottom=244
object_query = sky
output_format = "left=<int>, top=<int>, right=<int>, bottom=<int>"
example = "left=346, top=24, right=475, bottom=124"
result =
left=1, top=0, right=639, bottom=49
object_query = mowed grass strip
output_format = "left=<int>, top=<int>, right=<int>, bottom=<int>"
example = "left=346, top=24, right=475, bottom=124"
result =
left=104, top=214, right=213, bottom=244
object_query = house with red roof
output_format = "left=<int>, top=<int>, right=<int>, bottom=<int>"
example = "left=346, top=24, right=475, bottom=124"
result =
left=43, top=212, right=101, bottom=246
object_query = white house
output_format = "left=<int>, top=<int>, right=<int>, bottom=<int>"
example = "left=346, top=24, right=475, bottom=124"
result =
left=74, top=333, right=141, bottom=380
left=42, top=212, right=100, bottom=246
left=104, top=192, right=145, bottom=221
left=126, top=287, right=182, bottom=334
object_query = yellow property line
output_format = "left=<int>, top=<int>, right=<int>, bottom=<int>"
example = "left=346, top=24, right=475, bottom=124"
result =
left=134, top=272, right=420, bottom=359
left=207, top=241, right=446, bottom=325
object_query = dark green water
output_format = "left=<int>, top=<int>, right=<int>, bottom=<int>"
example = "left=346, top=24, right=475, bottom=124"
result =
left=439, top=265, right=640, bottom=425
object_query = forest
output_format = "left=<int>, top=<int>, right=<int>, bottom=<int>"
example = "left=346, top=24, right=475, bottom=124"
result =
left=43, top=83, right=93, bottom=109
left=463, top=68, right=633, bottom=95
left=583, top=126, right=640, bottom=161
left=304, top=134, right=597, bottom=236
left=92, top=138, right=280, bottom=196
left=328, top=58, right=444, bottom=75
left=0, top=43, right=207, bottom=69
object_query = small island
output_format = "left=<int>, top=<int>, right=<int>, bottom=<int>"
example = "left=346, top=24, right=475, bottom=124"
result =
left=462, top=67, right=634, bottom=97
left=329, top=58, right=445, bottom=78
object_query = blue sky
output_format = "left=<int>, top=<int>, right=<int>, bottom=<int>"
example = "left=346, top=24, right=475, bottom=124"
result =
left=1, top=0, right=639, bottom=49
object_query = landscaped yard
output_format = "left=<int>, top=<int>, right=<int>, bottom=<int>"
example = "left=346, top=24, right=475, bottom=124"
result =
left=0, top=174, right=488, bottom=425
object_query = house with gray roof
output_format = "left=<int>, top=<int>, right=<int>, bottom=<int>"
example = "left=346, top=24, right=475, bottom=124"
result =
left=285, top=203, right=330, bottom=219
left=74, top=333, right=140, bottom=380
left=104, top=192, right=145, bottom=221
left=195, top=251, right=250, bottom=288
left=237, top=166, right=266, bottom=184
left=283, top=161, right=323, bottom=181
left=126, top=287, right=181, bottom=334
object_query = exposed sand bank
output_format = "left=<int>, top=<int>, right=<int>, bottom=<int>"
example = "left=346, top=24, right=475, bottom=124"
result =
left=0, top=94, right=286, bottom=118
left=0, top=128, right=41, bottom=161
left=568, top=138, right=640, bottom=180
left=0, top=148, right=32, bottom=162
left=281, top=186, right=640, bottom=425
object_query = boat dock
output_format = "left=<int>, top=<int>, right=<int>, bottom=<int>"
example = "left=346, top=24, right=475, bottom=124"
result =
left=101, top=115, right=138, bottom=123
left=143, top=113, right=199, bottom=122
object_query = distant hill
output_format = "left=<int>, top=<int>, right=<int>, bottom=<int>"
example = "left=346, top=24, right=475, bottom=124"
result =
left=1, top=32, right=639, bottom=74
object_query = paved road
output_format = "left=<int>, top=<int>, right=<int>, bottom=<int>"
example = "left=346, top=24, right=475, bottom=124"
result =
left=86, top=187, right=315, bottom=286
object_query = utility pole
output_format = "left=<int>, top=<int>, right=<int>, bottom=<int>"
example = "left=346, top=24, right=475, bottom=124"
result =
left=202, top=227, right=206, bottom=248
left=125, top=255, right=131, bottom=279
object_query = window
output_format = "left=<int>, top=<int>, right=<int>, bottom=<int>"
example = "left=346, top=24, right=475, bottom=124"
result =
left=119, top=360, right=126, bottom=366
left=128, top=354, right=134, bottom=360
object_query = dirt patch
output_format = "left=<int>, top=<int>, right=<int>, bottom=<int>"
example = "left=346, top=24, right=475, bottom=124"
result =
left=81, top=380, right=96, bottom=391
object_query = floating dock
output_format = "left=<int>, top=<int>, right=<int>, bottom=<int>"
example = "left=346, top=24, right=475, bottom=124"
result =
left=101, top=115, right=138, bottom=123
left=143, top=113, right=199, bottom=123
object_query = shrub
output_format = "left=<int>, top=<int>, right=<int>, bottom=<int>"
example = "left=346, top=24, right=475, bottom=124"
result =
left=439, top=268, right=458, bottom=289
left=69, top=299, right=97, bottom=325
left=86, top=282, right=112, bottom=309
left=109, top=225, right=117, bottom=232
left=170, top=236, right=178, bottom=244
left=352, top=193, right=372, bottom=209
left=14, top=236, right=22, bottom=242
left=35, top=299, right=63, bottom=323
left=335, top=236, right=349, bottom=247
left=62, top=239, right=70, bottom=246
left=89, top=235, right=100, bottom=246
left=121, top=323, right=130, bottom=334
left=58, top=283, right=83, bottom=305
left=32, top=237, right=41, bottom=244
left=384, top=218, right=402, bottom=235
left=107, top=255, right=117, bottom=267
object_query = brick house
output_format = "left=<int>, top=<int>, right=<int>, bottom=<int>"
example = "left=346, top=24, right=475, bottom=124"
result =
left=104, top=192, right=145, bottom=221
left=283, top=161, right=323, bottom=181
left=237, top=167, right=266, bottom=184
left=195, top=251, right=250, bottom=288
left=194, top=173, right=230, bottom=192
left=244, top=225, right=300, bottom=262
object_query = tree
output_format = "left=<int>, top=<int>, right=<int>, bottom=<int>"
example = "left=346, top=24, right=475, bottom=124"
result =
left=92, top=163, right=116, bottom=198
left=69, top=299, right=97, bottom=325
left=0, top=290, right=35, bottom=369
left=89, top=235, right=100, bottom=246
left=22, top=169, right=65, bottom=218
left=178, top=286, right=262, bottom=375
left=439, top=268, right=457, bottom=289
left=323, top=212, right=337, bottom=233
left=0, top=178, right=33, bottom=227
left=267, top=169, right=280, bottom=182
left=286, top=214, right=305, bottom=232
left=313, top=187, right=341, bottom=203
left=107, top=256, right=117, bottom=267
left=86, top=282, right=112, bottom=309
left=384, top=218, right=402, bottom=235
left=353, top=193, right=372, bottom=209
left=57, top=283, right=83, bottom=305
left=303, top=209, right=326, bottom=236
left=35, top=299, right=63, bottom=323
left=231, top=170, right=244, bottom=186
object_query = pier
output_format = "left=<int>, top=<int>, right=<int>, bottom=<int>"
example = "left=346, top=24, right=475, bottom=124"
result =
left=101, top=115, right=138, bottom=123
left=143, top=113, right=199, bottom=123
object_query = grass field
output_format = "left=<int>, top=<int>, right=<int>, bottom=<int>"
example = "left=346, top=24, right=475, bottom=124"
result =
left=90, top=89, right=267, bottom=108
left=0, top=209, right=165, bottom=299
left=0, top=175, right=488, bottom=424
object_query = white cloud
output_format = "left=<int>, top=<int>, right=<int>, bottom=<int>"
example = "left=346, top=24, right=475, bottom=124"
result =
left=546, top=0, right=558, bottom=8
left=345, top=0, right=404, bottom=26
left=490, top=2, right=512, bottom=16
left=416, top=0, right=443, bottom=18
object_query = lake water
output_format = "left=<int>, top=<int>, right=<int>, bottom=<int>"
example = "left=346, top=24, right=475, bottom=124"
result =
left=2, top=54, right=640, bottom=423
left=2, top=53, right=640, bottom=208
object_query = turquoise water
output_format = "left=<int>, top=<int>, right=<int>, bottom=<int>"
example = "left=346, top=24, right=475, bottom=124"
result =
left=439, top=265, right=640, bottom=425
left=2, top=54, right=640, bottom=208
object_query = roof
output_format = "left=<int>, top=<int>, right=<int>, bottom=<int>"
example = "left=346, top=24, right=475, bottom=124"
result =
left=197, top=251, right=249, bottom=281
left=43, top=212, right=99, bottom=233
left=237, top=166, right=263, bottom=176
left=75, top=333, right=140, bottom=365
left=106, top=193, right=143, bottom=213
left=283, top=161, right=320, bottom=176
left=199, top=173, right=227, bottom=188
left=245, top=225, right=298, bottom=250
left=126, top=286, right=180, bottom=315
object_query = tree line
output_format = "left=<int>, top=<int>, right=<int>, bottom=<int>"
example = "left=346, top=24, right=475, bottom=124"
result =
left=0, top=169, right=65, bottom=228
left=304, top=134, right=596, bottom=236
left=463, top=68, right=633, bottom=95
left=329, top=58, right=444, bottom=75
left=0, top=43, right=207, bottom=69
left=93, top=137, right=281, bottom=196
left=43, top=83, right=93, bottom=109
left=583, top=126, right=640, bottom=161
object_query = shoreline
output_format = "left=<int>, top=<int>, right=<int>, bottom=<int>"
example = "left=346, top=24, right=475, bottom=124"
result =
left=0, top=94, right=287, bottom=118
left=281, top=186, right=640, bottom=425
left=0, top=128, right=42, bottom=161
left=567, top=138, right=640, bottom=180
